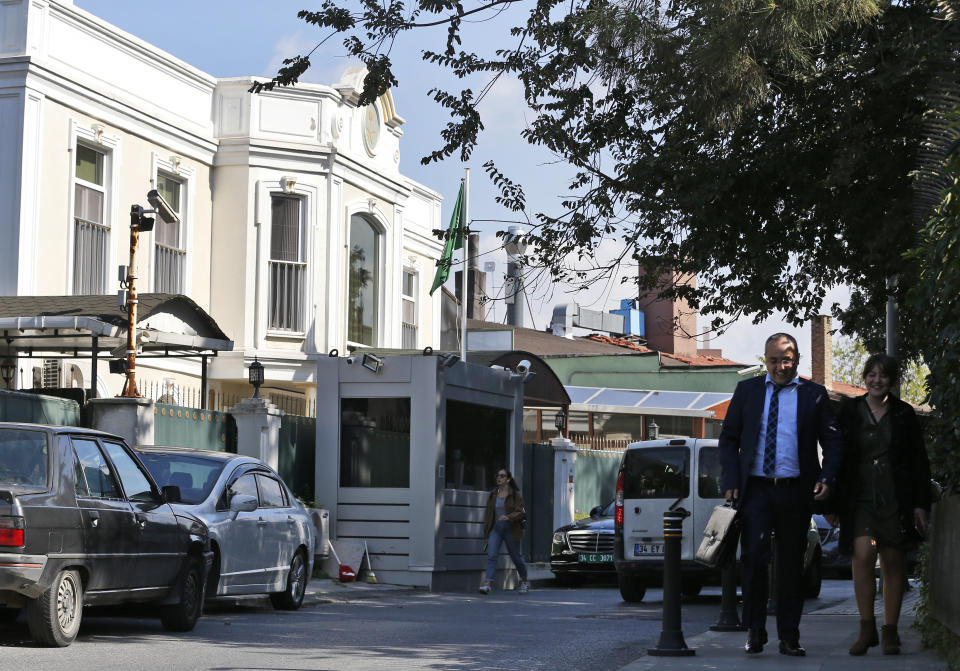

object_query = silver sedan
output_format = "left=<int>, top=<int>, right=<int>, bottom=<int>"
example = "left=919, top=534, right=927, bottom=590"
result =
left=134, top=446, right=314, bottom=610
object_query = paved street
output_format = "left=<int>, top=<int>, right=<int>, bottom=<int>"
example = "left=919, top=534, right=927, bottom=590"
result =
left=0, top=579, right=941, bottom=670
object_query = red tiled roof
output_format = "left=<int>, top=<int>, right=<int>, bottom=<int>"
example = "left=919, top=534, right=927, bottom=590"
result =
left=660, top=351, right=749, bottom=367
left=583, top=334, right=653, bottom=353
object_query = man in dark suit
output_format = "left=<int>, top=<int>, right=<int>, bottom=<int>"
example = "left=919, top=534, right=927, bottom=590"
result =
left=720, top=333, right=843, bottom=656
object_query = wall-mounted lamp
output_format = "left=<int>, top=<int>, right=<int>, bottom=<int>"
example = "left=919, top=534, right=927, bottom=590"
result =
left=248, top=357, right=265, bottom=398
left=554, top=410, right=567, bottom=436
left=361, top=353, right=383, bottom=373
left=647, top=418, right=660, bottom=440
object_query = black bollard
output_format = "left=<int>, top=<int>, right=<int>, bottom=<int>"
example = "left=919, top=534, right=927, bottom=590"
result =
left=648, top=510, right=695, bottom=656
left=710, top=558, right=746, bottom=631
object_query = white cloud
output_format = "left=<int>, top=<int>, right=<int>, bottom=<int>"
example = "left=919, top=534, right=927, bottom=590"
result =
left=263, top=33, right=360, bottom=85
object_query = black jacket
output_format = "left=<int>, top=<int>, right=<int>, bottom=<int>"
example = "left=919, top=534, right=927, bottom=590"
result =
left=834, top=395, right=932, bottom=555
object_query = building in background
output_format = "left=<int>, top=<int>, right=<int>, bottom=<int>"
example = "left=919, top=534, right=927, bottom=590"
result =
left=0, top=0, right=443, bottom=411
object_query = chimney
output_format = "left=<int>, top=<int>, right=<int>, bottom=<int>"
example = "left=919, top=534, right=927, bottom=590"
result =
left=811, top=315, right=833, bottom=391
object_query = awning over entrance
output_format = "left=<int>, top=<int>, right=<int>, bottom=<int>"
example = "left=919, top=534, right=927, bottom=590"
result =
left=0, top=294, right=233, bottom=398
left=469, top=350, right=570, bottom=408
left=565, top=385, right=731, bottom=418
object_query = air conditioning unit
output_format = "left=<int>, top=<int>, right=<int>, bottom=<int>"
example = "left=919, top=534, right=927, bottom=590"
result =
left=42, top=359, right=62, bottom=388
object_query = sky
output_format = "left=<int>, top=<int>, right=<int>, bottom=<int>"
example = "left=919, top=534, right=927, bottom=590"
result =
left=72, top=0, right=850, bottom=373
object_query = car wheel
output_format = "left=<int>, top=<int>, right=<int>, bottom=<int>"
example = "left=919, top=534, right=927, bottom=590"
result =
left=26, top=569, right=83, bottom=647
left=803, top=550, right=823, bottom=599
left=161, top=559, right=204, bottom=632
left=618, top=574, right=646, bottom=602
left=270, top=550, right=307, bottom=610
left=681, top=580, right=703, bottom=597
left=555, top=573, right=586, bottom=588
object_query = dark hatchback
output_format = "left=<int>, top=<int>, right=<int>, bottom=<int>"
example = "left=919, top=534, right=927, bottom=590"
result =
left=0, top=423, right=212, bottom=646
left=550, top=501, right=616, bottom=586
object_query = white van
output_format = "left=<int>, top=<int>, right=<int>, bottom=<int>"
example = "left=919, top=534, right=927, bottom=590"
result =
left=613, top=438, right=822, bottom=602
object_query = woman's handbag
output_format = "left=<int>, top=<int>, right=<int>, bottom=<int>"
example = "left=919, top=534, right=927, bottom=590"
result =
left=695, top=502, right=740, bottom=568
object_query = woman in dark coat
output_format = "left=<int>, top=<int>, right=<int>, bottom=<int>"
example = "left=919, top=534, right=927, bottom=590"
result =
left=831, top=353, right=931, bottom=655
left=478, top=468, right=529, bottom=594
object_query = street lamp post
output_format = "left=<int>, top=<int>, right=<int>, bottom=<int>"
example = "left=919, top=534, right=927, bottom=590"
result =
left=248, top=357, right=265, bottom=399
left=120, top=189, right=178, bottom=397
left=554, top=409, right=567, bottom=438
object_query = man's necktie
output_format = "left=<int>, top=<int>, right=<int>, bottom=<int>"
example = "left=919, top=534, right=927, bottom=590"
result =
left=763, top=385, right=783, bottom=476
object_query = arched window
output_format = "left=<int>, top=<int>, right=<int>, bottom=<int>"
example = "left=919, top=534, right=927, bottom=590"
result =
left=347, top=215, right=380, bottom=345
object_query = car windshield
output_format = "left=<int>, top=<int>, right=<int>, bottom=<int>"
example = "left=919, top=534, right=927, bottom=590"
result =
left=137, top=452, right=226, bottom=504
left=0, top=428, right=48, bottom=487
left=622, top=446, right=690, bottom=499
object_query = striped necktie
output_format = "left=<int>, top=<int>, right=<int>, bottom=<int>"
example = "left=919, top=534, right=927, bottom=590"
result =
left=763, top=384, right=784, bottom=476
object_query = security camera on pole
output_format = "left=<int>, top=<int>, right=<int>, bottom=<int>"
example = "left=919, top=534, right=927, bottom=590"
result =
left=119, top=189, right=179, bottom=397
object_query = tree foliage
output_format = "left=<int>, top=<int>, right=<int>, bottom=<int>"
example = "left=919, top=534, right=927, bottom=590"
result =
left=256, top=1, right=949, bottom=355
left=907, top=145, right=960, bottom=493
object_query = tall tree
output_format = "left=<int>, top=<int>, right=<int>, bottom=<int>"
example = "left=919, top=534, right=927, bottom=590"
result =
left=255, top=1, right=948, bottom=354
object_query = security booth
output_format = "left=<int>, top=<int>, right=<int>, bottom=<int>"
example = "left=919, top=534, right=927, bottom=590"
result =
left=315, top=352, right=528, bottom=590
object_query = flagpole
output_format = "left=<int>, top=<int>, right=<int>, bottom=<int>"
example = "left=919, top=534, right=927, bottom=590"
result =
left=460, top=168, right=470, bottom=362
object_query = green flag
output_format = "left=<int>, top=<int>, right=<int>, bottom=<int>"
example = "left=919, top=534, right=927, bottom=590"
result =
left=429, top=183, right=464, bottom=295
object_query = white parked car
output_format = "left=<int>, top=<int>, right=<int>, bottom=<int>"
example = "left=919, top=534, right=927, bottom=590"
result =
left=135, top=446, right=315, bottom=610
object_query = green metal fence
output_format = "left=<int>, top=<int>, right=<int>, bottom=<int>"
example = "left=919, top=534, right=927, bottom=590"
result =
left=278, top=414, right=316, bottom=503
left=0, top=389, right=80, bottom=426
left=153, top=404, right=236, bottom=452
left=574, top=448, right=623, bottom=518
left=521, top=442, right=555, bottom=563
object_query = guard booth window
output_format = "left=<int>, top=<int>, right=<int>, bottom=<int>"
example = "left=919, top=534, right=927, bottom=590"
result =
left=622, top=446, right=689, bottom=499
left=340, top=397, right=410, bottom=487
left=445, top=400, right=509, bottom=491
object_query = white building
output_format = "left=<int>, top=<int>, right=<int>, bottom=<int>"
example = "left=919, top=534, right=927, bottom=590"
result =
left=0, top=0, right=444, bottom=409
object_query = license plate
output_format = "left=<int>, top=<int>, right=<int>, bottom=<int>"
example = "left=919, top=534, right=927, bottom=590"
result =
left=578, top=553, right=613, bottom=563
left=634, top=543, right=664, bottom=556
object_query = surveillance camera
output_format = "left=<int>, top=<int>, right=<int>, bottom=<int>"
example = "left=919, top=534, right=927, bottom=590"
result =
left=147, top=189, right=180, bottom=225
left=346, top=357, right=356, bottom=365
left=515, top=359, right=532, bottom=375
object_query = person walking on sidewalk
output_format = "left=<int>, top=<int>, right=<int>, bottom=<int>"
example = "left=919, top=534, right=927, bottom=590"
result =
left=478, top=468, right=530, bottom=594
left=719, top=333, right=844, bottom=657
left=829, top=353, right=932, bottom=655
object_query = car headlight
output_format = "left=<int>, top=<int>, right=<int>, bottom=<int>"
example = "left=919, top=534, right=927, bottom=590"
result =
left=552, top=532, right=567, bottom=547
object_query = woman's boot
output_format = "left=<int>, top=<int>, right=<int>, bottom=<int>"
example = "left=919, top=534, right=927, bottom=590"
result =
left=881, top=624, right=901, bottom=655
left=849, top=618, right=879, bottom=655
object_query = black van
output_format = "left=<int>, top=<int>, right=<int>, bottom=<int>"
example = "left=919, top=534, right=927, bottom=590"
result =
left=0, top=423, right=212, bottom=646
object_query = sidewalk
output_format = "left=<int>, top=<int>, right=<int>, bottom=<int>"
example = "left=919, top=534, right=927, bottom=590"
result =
left=618, top=586, right=948, bottom=671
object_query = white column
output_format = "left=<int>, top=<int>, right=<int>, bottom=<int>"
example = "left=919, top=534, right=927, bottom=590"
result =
left=88, top=397, right=155, bottom=446
left=230, top=396, right=282, bottom=469
left=551, top=437, right=577, bottom=530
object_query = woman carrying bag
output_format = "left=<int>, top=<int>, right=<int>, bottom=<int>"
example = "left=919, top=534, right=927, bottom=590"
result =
left=478, top=468, right=530, bottom=594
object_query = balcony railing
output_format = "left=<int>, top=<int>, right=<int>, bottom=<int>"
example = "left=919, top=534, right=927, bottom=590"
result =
left=155, top=243, right=185, bottom=294
left=73, top=218, right=109, bottom=295
left=401, top=322, right=417, bottom=349
left=269, top=259, right=306, bottom=331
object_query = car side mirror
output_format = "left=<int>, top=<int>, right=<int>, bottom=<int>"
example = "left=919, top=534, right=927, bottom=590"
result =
left=229, top=494, right=258, bottom=517
left=161, top=485, right=182, bottom=503
left=590, top=505, right=603, bottom=517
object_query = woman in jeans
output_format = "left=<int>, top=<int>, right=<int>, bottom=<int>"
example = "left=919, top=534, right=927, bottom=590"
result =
left=478, top=468, right=529, bottom=594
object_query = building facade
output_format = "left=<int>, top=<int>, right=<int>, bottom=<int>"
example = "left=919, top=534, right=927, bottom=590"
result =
left=0, top=0, right=443, bottom=408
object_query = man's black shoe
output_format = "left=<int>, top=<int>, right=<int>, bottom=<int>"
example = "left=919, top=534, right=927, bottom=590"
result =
left=779, top=640, right=806, bottom=656
left=745, top=629, right=767, bottom=654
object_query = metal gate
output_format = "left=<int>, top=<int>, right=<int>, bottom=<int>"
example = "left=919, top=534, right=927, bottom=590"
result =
left=153, top=404, right=236, bottom=452
left=0, top=389, right=80, bottom=426
left=574, top=448, right=622, bottom=518
left=521, top=441, right=555, bottom=563
left=278, top=414, right=316, bottom=503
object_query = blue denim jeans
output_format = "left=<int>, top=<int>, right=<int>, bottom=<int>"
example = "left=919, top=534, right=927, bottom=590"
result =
left=485, top=520, right=528, bottom=582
